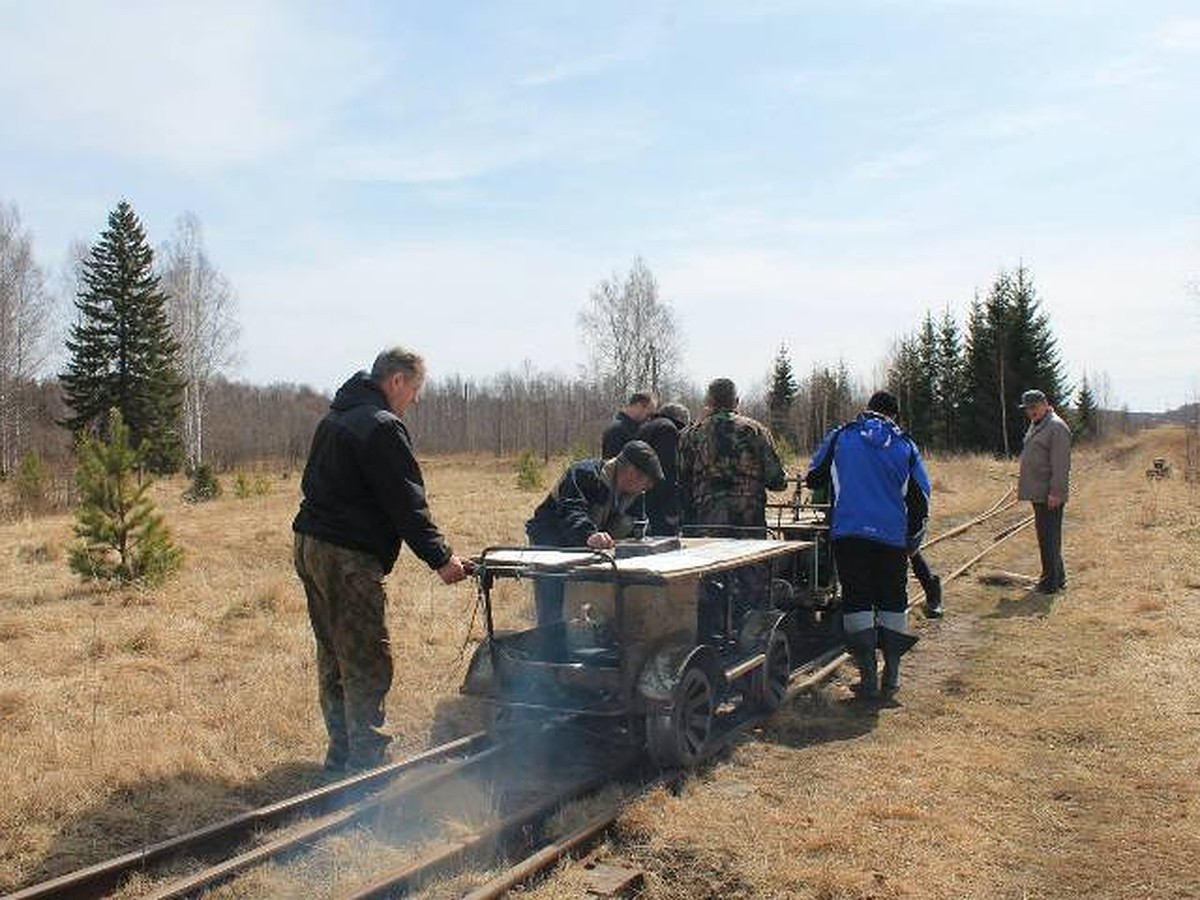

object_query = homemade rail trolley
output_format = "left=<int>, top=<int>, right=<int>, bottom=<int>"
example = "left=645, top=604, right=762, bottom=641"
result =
left=462, top=535, right=842, bottom=768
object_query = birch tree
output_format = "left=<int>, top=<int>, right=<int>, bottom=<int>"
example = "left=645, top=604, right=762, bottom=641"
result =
left=578, top=256, right=683, bottom=401
left=159, top=213, right=241, bottom=470
left=0, top=203, right=54, bottom=474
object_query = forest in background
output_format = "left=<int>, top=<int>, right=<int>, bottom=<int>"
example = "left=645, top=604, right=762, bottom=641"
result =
left=1, top=197, right=1186, bottom=517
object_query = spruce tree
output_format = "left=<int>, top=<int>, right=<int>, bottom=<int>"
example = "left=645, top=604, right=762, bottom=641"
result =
left=767, top=344, right=798, bottom=449
left=960, top=266, right=1068, bottom=455
left=935, top=309, right=965, bottom=452
left=1074, top=376, right=1099, bottom=442
left=69, top=408, right=183, bottom=586
left=61, top=200, right=185, bottom=473
left=886, top=335, right=921, bottom=433
left=1005, top=265, right=1069, bottom=450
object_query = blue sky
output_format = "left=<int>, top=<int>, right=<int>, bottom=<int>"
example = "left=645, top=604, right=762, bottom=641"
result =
left=2, top=1, right=1197, bottom=411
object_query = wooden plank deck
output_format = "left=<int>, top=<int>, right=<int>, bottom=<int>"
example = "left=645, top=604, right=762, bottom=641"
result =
left=481, top=538, right=812, bottom=582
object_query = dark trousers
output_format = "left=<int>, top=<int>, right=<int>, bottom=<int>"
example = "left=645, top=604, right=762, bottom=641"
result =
left=1032, top=502, right=1066, bottom=590
left=833, top=538, right=909, bottom=625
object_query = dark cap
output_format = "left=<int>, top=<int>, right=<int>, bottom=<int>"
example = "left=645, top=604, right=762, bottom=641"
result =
left=617, top=440, right=664, bottom=483
left=867, top=390, right=900, bottom=418
left=1019, top=389, right=1047, bottom=408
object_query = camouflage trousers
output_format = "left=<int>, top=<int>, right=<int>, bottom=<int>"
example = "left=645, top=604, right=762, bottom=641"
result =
left=293, top=532, right=393, bottom=770
left=685, top=495, right=768, bottom=537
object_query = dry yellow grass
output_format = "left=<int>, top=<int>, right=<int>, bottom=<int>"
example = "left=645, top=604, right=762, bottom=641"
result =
left=2, top=430, right=1198, bottom=898
left=505, top=427, right=1200, bottom=900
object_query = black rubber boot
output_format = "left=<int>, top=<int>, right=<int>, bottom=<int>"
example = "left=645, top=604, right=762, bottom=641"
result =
left=922, top=575, right=944, bottom=619
left=879, top=628, right=919, bottom=695
left=844, top=627, right=879, bottom=699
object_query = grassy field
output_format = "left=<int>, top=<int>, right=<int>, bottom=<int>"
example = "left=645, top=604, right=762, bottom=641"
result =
left=1, top=427, right=1197, bottom=898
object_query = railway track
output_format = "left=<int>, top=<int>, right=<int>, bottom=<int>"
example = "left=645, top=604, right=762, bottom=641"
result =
left=6, top=490, right=1034, bottom=900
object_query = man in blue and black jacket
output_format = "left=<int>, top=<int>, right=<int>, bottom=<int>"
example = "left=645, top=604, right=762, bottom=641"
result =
left=805, top=390, right=931, bottom=699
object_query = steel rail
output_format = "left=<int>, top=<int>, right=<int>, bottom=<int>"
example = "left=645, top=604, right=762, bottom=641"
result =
left=3, top=731, right=491, bottom=900
left=918, top=490, right=1017, bottom=550
left=334, top=757, right=643, bottom=900
left=459, top=769, right=682, bottom=900
left=140, top=743, right=506, bottom=900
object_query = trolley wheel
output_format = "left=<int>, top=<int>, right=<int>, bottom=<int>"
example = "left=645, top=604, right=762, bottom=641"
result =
left=645, top=663, right=715, bottom=768
left=748, top=629, right=791, bottom=713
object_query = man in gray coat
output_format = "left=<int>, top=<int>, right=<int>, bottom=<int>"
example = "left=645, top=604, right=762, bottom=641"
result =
left=1017, top=389, right=1071, bottom=594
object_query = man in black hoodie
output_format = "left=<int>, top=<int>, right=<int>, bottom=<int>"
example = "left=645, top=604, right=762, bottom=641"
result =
left=293, top=347, right=469, bottom=772
left=635, top=402, right=691, bottom=535
left=600, top=391, right=656, bottom=458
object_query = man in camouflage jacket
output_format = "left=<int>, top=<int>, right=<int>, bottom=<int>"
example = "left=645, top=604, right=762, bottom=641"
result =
left=678, top=378, right=788, bottom=534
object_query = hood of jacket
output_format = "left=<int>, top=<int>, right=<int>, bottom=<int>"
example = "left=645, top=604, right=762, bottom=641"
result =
left=854, top=411, right=902, bottom=449
left=331, top=371, right=388, bottom=414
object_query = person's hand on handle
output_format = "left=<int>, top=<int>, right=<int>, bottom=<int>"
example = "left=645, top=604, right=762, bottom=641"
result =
left=586, top=532, right=616, bottom=550
left=437, top=555, right=470, bottom=584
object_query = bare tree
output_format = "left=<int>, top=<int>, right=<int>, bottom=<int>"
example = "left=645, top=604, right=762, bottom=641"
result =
left=577, top=256, right=683, bottom=400
left=0, top=203, right=54, bottom=474
left=159, top=213, right=241, bottom=470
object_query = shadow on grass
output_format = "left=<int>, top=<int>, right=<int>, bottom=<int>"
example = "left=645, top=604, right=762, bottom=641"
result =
left=756, top=688, right=882, bottom=750
left=986, top=589, right=1057, bottom=618
left=17, top=761, right=330, bottom=894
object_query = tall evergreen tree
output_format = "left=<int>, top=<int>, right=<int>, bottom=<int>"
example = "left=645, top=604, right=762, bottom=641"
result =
left=886, top=334, right=921, bottom=433
left=767, top=344, right=798, bottom=448
left=1004, top=264, right=1069, bottom=449
left=961, top=292, right=998, bottom=453
left=960, top=266, right=1068, bottom=456
left=910, top=313, right=938, bottom=446
left=61, top=201, right=185, bottom=472
left=934, top=308, right=964, bottom=452
left=1073, top=376, right=1099, bottom=442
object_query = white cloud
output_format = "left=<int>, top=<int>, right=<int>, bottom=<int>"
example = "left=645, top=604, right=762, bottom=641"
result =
left=0, top=1, right=378, bottom=170
left=851, top=147, right=933, bottom=181
left=320, top=103, right=653, bottom=184
left=518, top=50, right=631, bottom=88
left=1153, top=17, right=1200, bottom=52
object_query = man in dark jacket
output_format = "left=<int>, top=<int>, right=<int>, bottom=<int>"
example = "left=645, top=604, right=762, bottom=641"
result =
left=635, top=402, right=691, bottom=536
left=293, top=347, right=469, bottom=771
left=525, top=440, right=663, bottom=622
left=806, top=391, right=931, bottom=699
left=600, top=391, right=656, bottom=458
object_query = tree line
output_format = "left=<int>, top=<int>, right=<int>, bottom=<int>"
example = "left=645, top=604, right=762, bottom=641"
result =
left=2, top=195, right=1115, bottom=509
left=768, top=266, right=1119, bottom=456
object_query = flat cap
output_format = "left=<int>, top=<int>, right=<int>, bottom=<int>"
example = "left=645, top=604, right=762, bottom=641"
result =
left=1019, top=389, right=1047, bottom=408
left=617, top=439, right=664, bottom=483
